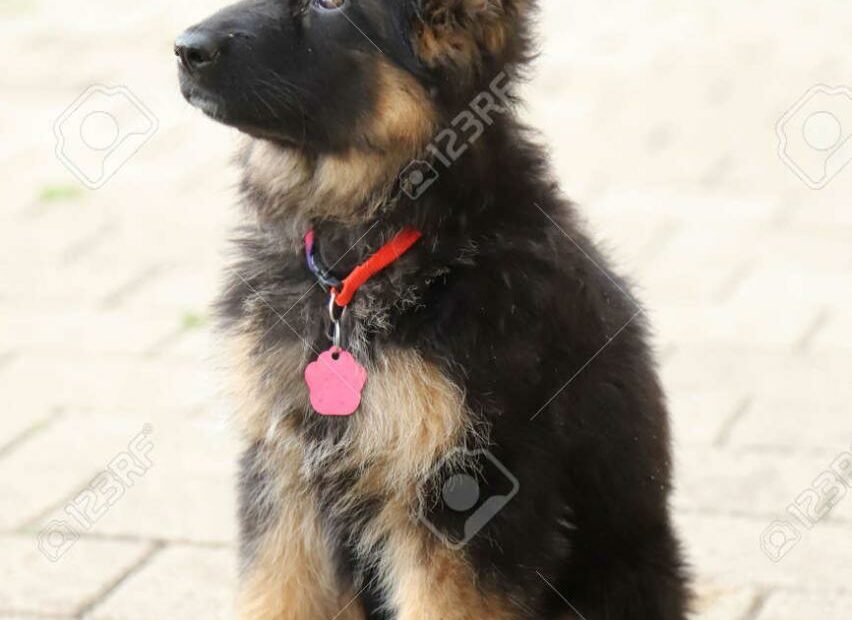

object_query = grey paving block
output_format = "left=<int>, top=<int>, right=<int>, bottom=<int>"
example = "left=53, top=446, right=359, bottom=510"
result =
left=33, top=415, right=238, bottom=545
left=667, top=386, right=747, bottom=447
left=691, top=579, right=759, bottom=620
left=653, top=300, right=822, bottom=350
left=675, top=447, right=852, bottom=524
left=85, top=545, right=235, bottom=620
left=0, top=411, right=158, bottom=531
left=0, top=534, right=150, bottom=617
left=0, top=353, right=216, bottom=426
left=0, top=311, right=178, bottom=356
left=678, top=513, right=852, bottom=593
left=755, top=589, right=852, bottom=620
left=639, top=218, right=767, bottom=305
left=812, top=311, right=852, bottom=353
left=728, top=394, right=852, bottom=452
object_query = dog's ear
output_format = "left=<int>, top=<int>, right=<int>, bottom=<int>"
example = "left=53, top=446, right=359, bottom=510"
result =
left=413, top=0, right=533, bottom=72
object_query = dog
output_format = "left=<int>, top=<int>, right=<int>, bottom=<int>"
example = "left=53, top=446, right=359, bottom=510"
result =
left=175, top=1, right=690, bottom=618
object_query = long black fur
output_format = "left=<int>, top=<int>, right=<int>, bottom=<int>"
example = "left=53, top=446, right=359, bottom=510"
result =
left=177, top=1, right=691, bottom=618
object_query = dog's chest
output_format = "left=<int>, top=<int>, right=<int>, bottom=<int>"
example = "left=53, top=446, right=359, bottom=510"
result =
left=229, top=332, right=471, bottom=491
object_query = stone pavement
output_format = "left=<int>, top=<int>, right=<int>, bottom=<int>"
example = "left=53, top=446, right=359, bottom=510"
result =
left=2, top=0, right=851, bottom=618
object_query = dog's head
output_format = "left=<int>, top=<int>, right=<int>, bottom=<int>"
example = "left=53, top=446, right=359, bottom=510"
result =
left=175, top=0, right=534, bottom=154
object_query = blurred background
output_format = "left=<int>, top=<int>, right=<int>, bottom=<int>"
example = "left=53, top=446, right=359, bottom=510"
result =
left=2, top=0, right=851, bottom=618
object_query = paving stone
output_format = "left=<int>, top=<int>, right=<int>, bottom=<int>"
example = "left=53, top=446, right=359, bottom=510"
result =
left=0, top=192, right=108, bottom=260
left=34, top=414, right=238, bottom=545
left=660, top=347, right=759, bottom=395
left=0, top=534, right=150, bottom=617
left=0, top=615, right=73, bottom=620
left=727, top=393, right=852, bottom=452
left=652, top=300, right=821, bottom=350
left=84, top=469, right=237, bottom=545
left=755, top=589, right=852, bottom=620
left=0, top=404, right=59, bottom=466
left=0, top=311, right=178, bottom=356
left=667, top=386, right=746, bottom=447
left=812, top=310, right=852, bottom=353
left=113, top=266, right=222, bottom=317
left=582, top=208, right=677, bottom=276
left=789, top=197, right=852, bottom=228
left=0, top=353, right=216, bottom=428
left=638, top=219, right=768, bottom=305
left=161, top=323, right=218, bottom=361
left=0, top=411, right=159, bottom=531
left=675, top=447, right=852, bottom=524
left=588, top=189, right=781, bottom=224
left=85, top=545, right=235, bottom=620
left=691, top=578, right=759, bottom=620
left=729, top=266, right=852, bottom=312
left=531, top=1, right=852, bottom=203
left=662, top=348, right=851, bottom=401
left=746, top=228, right=852, bottom=275
left=3, top=253, right=168, bottom=314
left=678, top=513, right=852, bottom=593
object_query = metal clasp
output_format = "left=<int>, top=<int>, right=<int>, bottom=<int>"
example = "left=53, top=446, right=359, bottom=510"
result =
left=327, top=291, right=347, bottom=349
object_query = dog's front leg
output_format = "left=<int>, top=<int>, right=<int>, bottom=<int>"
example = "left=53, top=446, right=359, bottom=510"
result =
left=236, top=445, right=364, bottom=620
left=381, top=524, right=519, bottom=620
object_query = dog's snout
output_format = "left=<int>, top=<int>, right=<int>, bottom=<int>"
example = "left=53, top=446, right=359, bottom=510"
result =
left=174, top=30, right=224, bottom=74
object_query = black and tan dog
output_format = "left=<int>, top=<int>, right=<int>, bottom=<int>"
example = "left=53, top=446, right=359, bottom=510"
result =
left=175, top=1, right=690, bottom=618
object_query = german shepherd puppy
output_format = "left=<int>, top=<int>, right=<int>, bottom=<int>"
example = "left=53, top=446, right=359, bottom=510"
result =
left=176, top=1, right=690, bottom=618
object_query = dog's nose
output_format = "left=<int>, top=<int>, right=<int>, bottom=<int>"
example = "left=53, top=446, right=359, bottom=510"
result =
left=174, top=30, right=223, bottom=74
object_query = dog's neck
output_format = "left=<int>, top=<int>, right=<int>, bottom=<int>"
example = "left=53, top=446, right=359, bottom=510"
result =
left=239, top=140, right=402, bottom=231
left=237, top=114, right=542, bottom=264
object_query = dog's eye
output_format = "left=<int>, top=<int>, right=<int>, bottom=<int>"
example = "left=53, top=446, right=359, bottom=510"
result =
left=313, top=0, right=346, bottom=10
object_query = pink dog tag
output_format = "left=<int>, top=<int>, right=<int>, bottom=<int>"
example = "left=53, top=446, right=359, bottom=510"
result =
left=304, top=347, right=368, bottom=416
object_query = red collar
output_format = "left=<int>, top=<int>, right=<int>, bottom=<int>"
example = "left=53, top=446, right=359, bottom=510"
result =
left=304, top=228, right=423, bottom=307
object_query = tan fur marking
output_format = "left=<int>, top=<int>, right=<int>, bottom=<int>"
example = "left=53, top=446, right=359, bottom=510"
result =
left=481, top=20, right=509, bottom=55
left=414, top=0, right=529, bottom=69
left=225, top=326, right=310, bottom=443
left=385, top=525, right=518, bottom=620
left=362, top=61, right=437, bottom=151
left=243, top=145, right=391, bottom=223
left=346, top=351, right=516, bottom=618
left=355, top=348, right=470, bottom=486
left=237, top=445, right=365, bottom=620
left=231, top=331, right=510, bottom=618
left=340, top=349, right=475, bottom=556
left=296, top=347, right=473, bottom=521
left=312, top=151, right=392, bottom=215
left=242, top=62, right=435, bottom=223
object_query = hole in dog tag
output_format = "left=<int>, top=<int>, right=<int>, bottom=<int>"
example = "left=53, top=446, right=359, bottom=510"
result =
left=304, top=347, right=367, bottom=416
